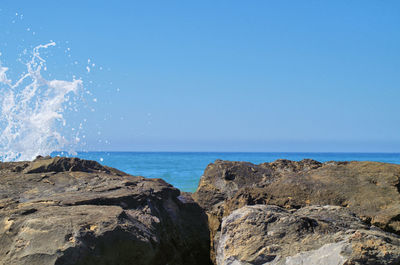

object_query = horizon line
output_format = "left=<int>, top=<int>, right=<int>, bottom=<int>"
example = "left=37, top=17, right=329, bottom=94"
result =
left=55, top=151, right=400, bottom=154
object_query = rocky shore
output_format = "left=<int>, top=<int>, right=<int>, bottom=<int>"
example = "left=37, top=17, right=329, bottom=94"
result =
left=0, top=156, right=210, bottom=265
left=193, top=159, right=400, bottom=264
left=1, top=157, right=400, bottom=264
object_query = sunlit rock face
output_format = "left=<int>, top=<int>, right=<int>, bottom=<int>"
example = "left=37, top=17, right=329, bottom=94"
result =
left=216, top=205, right=400, bottom=265
left=0, top=157, right=211, bottom=265
left=193, top=159, right=400, bottom=262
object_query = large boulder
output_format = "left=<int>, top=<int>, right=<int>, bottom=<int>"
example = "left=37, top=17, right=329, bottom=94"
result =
left=192, top=159, right=400, bottom=261
left=0, top=157, right=211, bottom=265
left=217, top=205, right=400, bottom=265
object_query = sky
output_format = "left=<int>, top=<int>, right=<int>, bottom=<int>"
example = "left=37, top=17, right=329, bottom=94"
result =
left=1, top=1, right=400, bottom=152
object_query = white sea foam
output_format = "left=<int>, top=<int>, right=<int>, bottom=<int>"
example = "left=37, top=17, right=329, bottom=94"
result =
left=0, top=42, right=83, bottom=161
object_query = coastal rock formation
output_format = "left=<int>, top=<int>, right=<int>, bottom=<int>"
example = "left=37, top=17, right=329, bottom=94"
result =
left=0, top=157, right=211, bottom=265
left=193, top=159, right=400, bottom=261
left=217, top=205, right=400, bottom=265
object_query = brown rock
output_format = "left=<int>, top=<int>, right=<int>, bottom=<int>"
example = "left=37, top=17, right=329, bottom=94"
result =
left=217, top=205, right=400, bottom=265
left=0, top=157, right=211, bottom=265
left=24, top=156, right=123, bottom=174
left=193, top=159, right=400, bottom=261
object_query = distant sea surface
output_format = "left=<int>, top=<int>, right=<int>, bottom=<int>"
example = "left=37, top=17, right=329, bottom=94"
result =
left=60, top=152, right=400, bottom=192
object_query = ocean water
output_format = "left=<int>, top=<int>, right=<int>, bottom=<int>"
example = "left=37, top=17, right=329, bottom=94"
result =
left=56, top=152, right=400, bottom=192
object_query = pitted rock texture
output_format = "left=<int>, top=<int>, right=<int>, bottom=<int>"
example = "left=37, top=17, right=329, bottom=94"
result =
left=0, top=157, right=211, bottom=265
left=192, top=159, right=400, bottom=261
left=216, top=205, right=400, bottom=265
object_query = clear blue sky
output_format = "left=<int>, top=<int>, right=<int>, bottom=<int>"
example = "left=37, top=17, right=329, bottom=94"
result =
left=1, top=1, right=400, bottom=152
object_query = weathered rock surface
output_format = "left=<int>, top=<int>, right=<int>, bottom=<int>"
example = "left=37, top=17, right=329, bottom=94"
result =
left=0, top=157, right=211, bottom=265
left=193, top=159, right=400, bottom=261
left=217, top=205, right=400, bottom=265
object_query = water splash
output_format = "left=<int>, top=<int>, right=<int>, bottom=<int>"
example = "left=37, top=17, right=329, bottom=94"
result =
left=0, top=42, right=83, bottom=161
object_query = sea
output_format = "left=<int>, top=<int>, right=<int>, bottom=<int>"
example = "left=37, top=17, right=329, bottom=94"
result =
left=55, top=152, right=400, bottom=192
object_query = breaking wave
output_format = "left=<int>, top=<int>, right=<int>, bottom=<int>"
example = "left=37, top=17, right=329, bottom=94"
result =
left=0, top=42, right=83, bottom=161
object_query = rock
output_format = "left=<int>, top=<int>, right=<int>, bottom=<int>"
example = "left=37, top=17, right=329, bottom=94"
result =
left=24, top=156, right=123, bottom=174
left=217, top=205, right=400, bottom=265
left=0, top=157, right=211, bottom=265
left=192, top=159, right=400, bottom=261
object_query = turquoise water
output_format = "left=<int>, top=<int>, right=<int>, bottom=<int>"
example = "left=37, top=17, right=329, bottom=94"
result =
left=58, top=152, right=400, bottom=192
